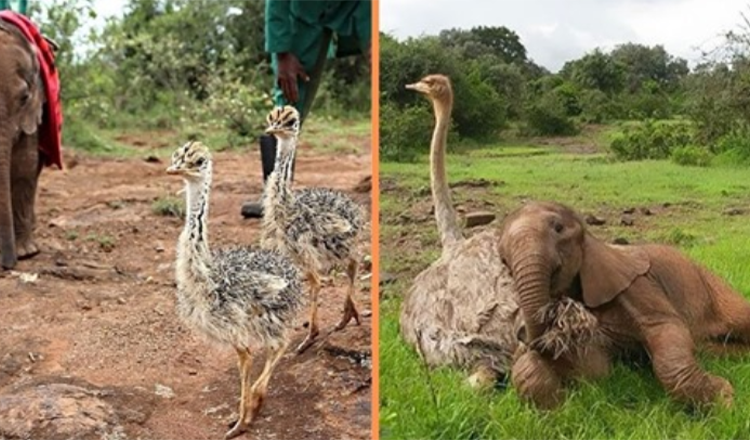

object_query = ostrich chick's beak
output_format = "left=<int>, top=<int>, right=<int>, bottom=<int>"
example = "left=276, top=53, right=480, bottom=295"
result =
left=265, top=127, right=294, bottom=139
left=166, top=165, right=183, bottom=175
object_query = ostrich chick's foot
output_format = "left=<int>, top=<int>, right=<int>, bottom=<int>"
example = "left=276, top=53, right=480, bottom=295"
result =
left=224, top=420, right=249, bottom=439
left=296, top=324, right=320, bottom=354
left=334, top=296, right=361, bottom=331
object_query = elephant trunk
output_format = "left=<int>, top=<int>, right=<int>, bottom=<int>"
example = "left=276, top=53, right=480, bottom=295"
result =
left=510, top=239, right=554, bottom=343
left=0, top=127, right=15, bottom=269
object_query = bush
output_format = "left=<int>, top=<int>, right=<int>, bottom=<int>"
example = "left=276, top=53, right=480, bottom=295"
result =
left=380, top=101, right=459, bottom=162
left=380, top=103, right=433, bottom=162
left=579, top=89, right=614, bottom=123
left=671, top=145, right=712, bottom=167
left=710, top=129, right=750, bottom=165
left=523, top=91, right=578, bottom=136
left=610, top=120, right=693, bottom=161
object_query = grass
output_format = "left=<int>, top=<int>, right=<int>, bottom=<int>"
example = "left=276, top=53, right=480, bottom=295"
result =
left=379, top=139, right=750, bottom=440
left=151, top=197, right=186, bottom=218
left=63, top=112, right=370, bottom=158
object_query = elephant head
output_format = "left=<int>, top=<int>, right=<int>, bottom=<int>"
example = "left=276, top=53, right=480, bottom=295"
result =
left=499, top=202, right=649, bottom=343
left=0, top=20, right=44, bottom=268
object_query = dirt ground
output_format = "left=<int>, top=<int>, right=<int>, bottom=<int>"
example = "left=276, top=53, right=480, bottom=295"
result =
left=0, top=143, right=373, bottom=440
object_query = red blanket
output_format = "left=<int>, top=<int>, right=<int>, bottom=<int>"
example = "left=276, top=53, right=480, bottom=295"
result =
left=0, top=11, right=62, bottom=169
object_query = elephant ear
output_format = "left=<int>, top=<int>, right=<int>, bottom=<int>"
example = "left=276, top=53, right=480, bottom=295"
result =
left=19, top=58, right=43, bottom=135
left=579, top=233, right=650, bottom=307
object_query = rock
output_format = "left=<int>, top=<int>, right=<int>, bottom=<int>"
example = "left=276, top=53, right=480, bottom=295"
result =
left=361, top=255, right=372, bottom=272
left=723, top=207, right=745, bottom=216
left=0, top=382, right=115, bottom=440
left=379, top=272, right=397, bottom=286
left=154, top=384, right=175, bottom=399
left=585, top=214, right=606, bottom=226
left=144, top=155, right=161, bottom=163
left=464, top=211, right=496, bottom=228
left=620, top=215, right=635, bottom=226
left=352, top=175, right=372, bottom=194
left=613, top=237, right=629, bottom=245
left=640, top=207, right=654, bottom=216
left=154, top=242, right=165, bottom=253
left=622, top=207, right=636, bottom=214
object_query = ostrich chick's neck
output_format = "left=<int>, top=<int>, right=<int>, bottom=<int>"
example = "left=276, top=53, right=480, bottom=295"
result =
left=177, top=172, right=213, bottom=285
left=263, top=135, right=297, bottom=232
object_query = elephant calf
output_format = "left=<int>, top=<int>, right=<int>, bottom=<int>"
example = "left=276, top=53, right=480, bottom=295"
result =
left=0, top=13, right=62, bottom=269
left=500, top=201, right=750, bottom=408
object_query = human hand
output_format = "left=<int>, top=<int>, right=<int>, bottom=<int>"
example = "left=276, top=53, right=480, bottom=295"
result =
left=276, top=52, right=309, bottom=103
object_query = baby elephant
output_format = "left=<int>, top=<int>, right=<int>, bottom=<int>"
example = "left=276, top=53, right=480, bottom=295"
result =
left=500, top=201, right=750, bottom=408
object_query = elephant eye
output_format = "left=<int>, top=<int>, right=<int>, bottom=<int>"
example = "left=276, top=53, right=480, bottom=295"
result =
left=552, top=220, right=564, bottom=233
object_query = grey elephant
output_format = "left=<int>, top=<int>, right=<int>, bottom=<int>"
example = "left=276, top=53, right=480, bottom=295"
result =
left=0, top=15, right=60, bottom=269
left=501, top=201, right=750, bottom=409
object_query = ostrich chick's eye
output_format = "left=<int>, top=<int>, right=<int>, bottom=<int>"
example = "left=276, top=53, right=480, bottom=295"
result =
left=195, top=157, right=205, bottom=167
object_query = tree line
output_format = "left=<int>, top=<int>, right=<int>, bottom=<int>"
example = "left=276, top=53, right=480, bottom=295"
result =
left=30, top=0, right=370, bottom=150
left=380, top=24, right=750, bottom=166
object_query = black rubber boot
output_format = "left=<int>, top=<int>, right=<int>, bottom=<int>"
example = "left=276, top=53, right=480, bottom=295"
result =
left=241, top=134, right=279, bottom=219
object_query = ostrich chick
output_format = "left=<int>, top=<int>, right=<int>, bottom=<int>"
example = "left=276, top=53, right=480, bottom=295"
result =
left=262, top=106, right=366, bottom=353
left=167, top=141, right=304, bottom=439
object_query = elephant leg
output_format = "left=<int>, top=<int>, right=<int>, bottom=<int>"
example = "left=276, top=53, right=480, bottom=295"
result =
left=706, top=289, right=750, bottom=348
left=11, top=134, right=40, bottom=260
left=642, top=321, right=733, bottom=407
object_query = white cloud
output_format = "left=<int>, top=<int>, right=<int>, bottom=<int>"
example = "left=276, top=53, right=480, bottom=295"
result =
left=381, top=0, right=749, bottom=71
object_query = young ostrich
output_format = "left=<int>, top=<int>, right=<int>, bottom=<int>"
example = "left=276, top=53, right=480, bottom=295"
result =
left=399, top=74, right=601, bottom=387
left=262, top=106, right=365, bottom=353
left=167, top=141, right=304, bottom=439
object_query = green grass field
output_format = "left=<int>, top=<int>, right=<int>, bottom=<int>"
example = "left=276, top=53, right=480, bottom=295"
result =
left=379, top=141, right=750, bottom=439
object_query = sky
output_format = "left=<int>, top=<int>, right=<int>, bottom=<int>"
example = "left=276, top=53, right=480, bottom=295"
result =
left=381, top=0, right=750, bottom=71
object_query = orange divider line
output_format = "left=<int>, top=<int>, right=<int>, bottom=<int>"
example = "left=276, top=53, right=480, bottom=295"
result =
left=370, top=0, right=380, bottom=439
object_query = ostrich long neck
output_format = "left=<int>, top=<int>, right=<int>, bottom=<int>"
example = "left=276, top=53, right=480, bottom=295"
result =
left=178, top=166, right=213, bottom=282
left=262, top=135, right=296, bottom=242
left=430, top=96, right=462, bottom=252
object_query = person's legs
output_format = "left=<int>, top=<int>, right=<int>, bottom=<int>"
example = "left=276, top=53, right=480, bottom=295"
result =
left=240, top=29, right=333, bottom=219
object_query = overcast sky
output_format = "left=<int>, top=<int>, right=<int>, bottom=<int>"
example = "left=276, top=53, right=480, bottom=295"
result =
left=381, top=0, right=749, bottom=71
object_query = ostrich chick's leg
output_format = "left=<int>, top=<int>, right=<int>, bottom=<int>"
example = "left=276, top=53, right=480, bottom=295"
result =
left=335, top=257, right=361, bottom=331
left=296, top=271, right=321, bottom=354
left=246, top=342, right=289, bottom=422
left=225, top=348, right=253, bottom=439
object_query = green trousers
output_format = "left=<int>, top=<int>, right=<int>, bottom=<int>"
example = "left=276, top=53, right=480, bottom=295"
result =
left=0, top=0, right=28, bottom=14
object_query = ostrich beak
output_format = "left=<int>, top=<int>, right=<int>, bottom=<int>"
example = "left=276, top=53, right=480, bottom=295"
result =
left=405, top=82, right=428, bottom=93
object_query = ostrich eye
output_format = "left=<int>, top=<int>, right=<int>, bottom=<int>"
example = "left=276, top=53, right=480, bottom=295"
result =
left=195, top=157, right=205, bottom=167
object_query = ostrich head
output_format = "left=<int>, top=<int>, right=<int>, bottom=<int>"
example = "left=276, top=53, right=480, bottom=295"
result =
left=265, top=106, right=301, bottom=140
left=166, top=141, right=212, bottom=181
left=405, top=74, right=453, bottom=107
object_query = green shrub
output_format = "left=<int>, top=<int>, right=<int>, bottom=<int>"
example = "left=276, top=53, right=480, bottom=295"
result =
left=579, top=89, right=612, bottom=123
left=380, top=102, right=459, bottom=162
left=710, top=129, right=750, bottom=165
left=62, top=118, right=111, bottom=153
left=523, top=91, right=578, bottom=136
left=610, top=120, right=694, bottom=161
left=671, top=145, right=712, bottom=167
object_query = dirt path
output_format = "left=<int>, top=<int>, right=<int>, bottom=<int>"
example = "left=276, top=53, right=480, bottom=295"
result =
left=0, top=147, right=372, bottom=440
